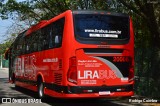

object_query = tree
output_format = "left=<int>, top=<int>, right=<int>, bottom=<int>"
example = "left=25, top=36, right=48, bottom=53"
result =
left=117, top=0, right=160, bottom=47
left=116, top=0, right=160, bottom=98
left=0, top=33, right=16, bottom=54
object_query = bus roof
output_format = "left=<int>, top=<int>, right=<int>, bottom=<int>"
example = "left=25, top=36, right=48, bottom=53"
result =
left=26, top=20, right=48, bottom=35
left=72, top=10, right=129, bottom=17
left=26, top=10, right=72, bottom=36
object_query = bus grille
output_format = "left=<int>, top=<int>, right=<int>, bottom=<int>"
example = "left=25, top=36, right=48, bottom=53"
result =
left=54, top=73, right=62, bottom=85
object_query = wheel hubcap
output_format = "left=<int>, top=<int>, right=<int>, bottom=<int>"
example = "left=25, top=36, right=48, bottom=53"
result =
left=39, top=83, right=43, bottom=97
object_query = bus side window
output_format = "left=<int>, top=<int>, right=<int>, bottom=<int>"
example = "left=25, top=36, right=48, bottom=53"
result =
left=31, top=31, right=38, bottom=52
left=42, top=27, right=49, bottom=50
left=26, top=44, right=29, bottom=53
left=49, top=27, right=54, bottom=48
left=29, top=34, right=33, bottom=53
left=43, top=39, right=47, bottom=49
left=52, top=18, right=64, bottom=48
left=55, top=35, right=60, bottom=46
left=33, top=42, right=38, bottom=52
left=25, top=36, right=30, bottom=54
left=37, top=30, right=43, bottom=51
left=15, top=37, right=22, bottom=56
left=21, top=40, right=26, bottom=55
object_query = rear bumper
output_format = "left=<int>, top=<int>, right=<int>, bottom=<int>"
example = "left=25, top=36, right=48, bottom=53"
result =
left=46, top=90, right=134, bottom=98
left=68, top=84, right=133, bottom=94
left=65, top=91, right=134, bottom=98
left=45, top=84, right=134, bottom=98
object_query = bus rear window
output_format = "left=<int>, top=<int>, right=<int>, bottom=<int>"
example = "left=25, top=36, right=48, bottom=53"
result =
left=74, top=14, right=129, bottom=40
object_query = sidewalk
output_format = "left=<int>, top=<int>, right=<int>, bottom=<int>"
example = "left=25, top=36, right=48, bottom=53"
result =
left=0, top=68, right=9, bottom=70
left=0, top=68, right=9, bottom=73
left=0, top=68, right=9, bottom=78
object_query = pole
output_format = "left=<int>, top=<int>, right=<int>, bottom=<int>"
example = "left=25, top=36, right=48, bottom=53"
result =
left=0, top=54, right=2, bottom=69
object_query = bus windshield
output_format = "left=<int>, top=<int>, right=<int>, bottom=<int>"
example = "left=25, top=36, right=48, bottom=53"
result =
left=74, top=14, right=129, bottom=41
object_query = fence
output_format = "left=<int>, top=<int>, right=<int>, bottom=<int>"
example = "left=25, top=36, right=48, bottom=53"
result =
left=0, top=55, right=9, bottom=68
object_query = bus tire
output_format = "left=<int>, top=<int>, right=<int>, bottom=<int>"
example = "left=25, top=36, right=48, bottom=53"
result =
left=38, top=78, right=45, bottom=99
left=15, top=85, right=21, bottom=90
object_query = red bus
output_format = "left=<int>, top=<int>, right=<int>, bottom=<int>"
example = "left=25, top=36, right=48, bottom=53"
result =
left=5, top=10, right=134, bottom=98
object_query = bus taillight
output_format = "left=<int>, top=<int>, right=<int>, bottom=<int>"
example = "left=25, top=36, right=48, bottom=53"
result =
left=68, top=57, right=77, bottom=84
left=129, top=58, right=134, bottom=81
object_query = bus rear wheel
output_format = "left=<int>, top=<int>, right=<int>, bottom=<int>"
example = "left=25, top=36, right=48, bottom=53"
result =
left=38, top=79, right=44, bottom=99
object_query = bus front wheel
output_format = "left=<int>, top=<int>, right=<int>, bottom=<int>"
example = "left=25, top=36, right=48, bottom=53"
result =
left=38, top=79, right=44, bottom=99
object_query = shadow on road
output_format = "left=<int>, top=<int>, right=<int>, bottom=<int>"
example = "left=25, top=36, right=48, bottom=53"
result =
left=8, top=86, right=127, bottom=106
left=42, top=98, right=126, bottom=106
left=0, top=78, right=33, bottom=104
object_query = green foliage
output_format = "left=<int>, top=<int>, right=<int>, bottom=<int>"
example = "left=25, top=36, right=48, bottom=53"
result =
left=0, top=41, right=11, bottom=54
left=0, top=33, right=16, bottom=54
left=0, top=0, right=115, bottom=21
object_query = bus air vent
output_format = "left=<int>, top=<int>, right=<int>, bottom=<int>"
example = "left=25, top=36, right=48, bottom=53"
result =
left=54, top=73, right=62, bottom=85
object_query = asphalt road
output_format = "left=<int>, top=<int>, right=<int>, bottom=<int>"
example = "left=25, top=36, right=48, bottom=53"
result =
left=0, top=68, right=159, bottom=106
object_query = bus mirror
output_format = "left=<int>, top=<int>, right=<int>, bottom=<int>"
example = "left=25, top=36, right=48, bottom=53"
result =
left=55, top=35, right=60, bottom=44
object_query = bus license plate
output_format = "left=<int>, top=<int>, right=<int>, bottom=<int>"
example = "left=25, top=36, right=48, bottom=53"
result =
left=99, top=91, right=111, bottom=95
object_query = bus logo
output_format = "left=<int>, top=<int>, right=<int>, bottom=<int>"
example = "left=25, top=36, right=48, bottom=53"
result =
left=78, top=70, right=117, bottom=80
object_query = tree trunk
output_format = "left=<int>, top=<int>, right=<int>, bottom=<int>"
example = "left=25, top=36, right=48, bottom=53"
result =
left=145, top=3, right=160, bottom=49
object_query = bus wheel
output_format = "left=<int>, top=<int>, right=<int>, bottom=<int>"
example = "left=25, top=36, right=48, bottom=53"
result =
left=15, top=85, right=20, bottom=90
left=38, top=80, right=44, bottom=99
